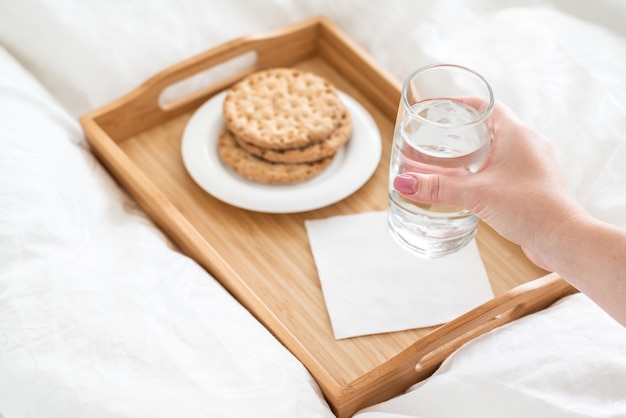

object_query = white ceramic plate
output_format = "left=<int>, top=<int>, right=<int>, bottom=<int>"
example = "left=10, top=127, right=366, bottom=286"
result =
left=181, top=90, right=382, bottom=213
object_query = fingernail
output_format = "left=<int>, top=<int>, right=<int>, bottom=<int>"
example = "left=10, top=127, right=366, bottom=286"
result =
left=393, top=174, right=418, bottom=194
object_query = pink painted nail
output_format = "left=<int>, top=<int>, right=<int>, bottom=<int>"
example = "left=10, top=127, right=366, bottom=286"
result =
left=393, top=174, right=418, bottom=194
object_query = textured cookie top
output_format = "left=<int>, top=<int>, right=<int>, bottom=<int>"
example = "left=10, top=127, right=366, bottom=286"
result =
left=223, top=68, right=344, bottom=150
left=235, top=103, right=352, bottom=164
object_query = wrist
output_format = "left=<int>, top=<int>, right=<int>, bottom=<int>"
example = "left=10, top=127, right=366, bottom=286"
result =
left=538, top=211, right=596, bottom=274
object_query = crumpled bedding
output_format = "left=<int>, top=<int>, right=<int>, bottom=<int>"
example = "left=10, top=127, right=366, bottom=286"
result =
left=1, top=1, right=626, bottom=417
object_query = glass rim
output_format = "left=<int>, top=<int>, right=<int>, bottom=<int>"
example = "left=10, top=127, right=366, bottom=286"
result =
left=401, top=63, right=495, bottom=129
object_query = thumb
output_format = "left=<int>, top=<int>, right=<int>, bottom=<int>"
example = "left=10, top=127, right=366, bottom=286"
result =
left=392, top=173, right=468, bottom=207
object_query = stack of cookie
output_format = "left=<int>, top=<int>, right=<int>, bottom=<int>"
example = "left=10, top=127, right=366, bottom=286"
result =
left=218, top=68, right=352, bottom=184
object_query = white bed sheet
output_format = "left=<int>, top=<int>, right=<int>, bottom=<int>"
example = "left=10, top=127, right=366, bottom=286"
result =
left=1, top=1, right=626, bottom=417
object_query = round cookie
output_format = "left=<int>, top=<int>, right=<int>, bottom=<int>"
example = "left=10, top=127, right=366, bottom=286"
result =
left=222, top=68, right=345, bottom=150
left=234, top=103, right=352, bottom=164
left=217, top=128, right=334, bottom=184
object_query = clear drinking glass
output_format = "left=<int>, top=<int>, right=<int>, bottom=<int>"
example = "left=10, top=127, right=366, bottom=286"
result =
left=388, top=64, right=494, bottom=258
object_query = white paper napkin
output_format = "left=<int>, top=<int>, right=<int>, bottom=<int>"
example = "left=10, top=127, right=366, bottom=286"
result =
left=305, top=211, right=494, bottom=340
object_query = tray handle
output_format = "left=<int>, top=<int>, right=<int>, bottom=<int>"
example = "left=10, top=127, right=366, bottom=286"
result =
left=411, top=272, right=577, bottom=375
left=90, top=16, right=324, bottom=142
left=338, top=272, right=578, bottom=417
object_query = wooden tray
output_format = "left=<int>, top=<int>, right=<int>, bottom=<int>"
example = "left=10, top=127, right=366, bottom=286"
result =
left=80, top=16, right=577, bottom=417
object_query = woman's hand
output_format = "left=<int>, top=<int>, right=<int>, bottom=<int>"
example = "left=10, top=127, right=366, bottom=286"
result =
left=392, top=100, right=585, bottom=270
